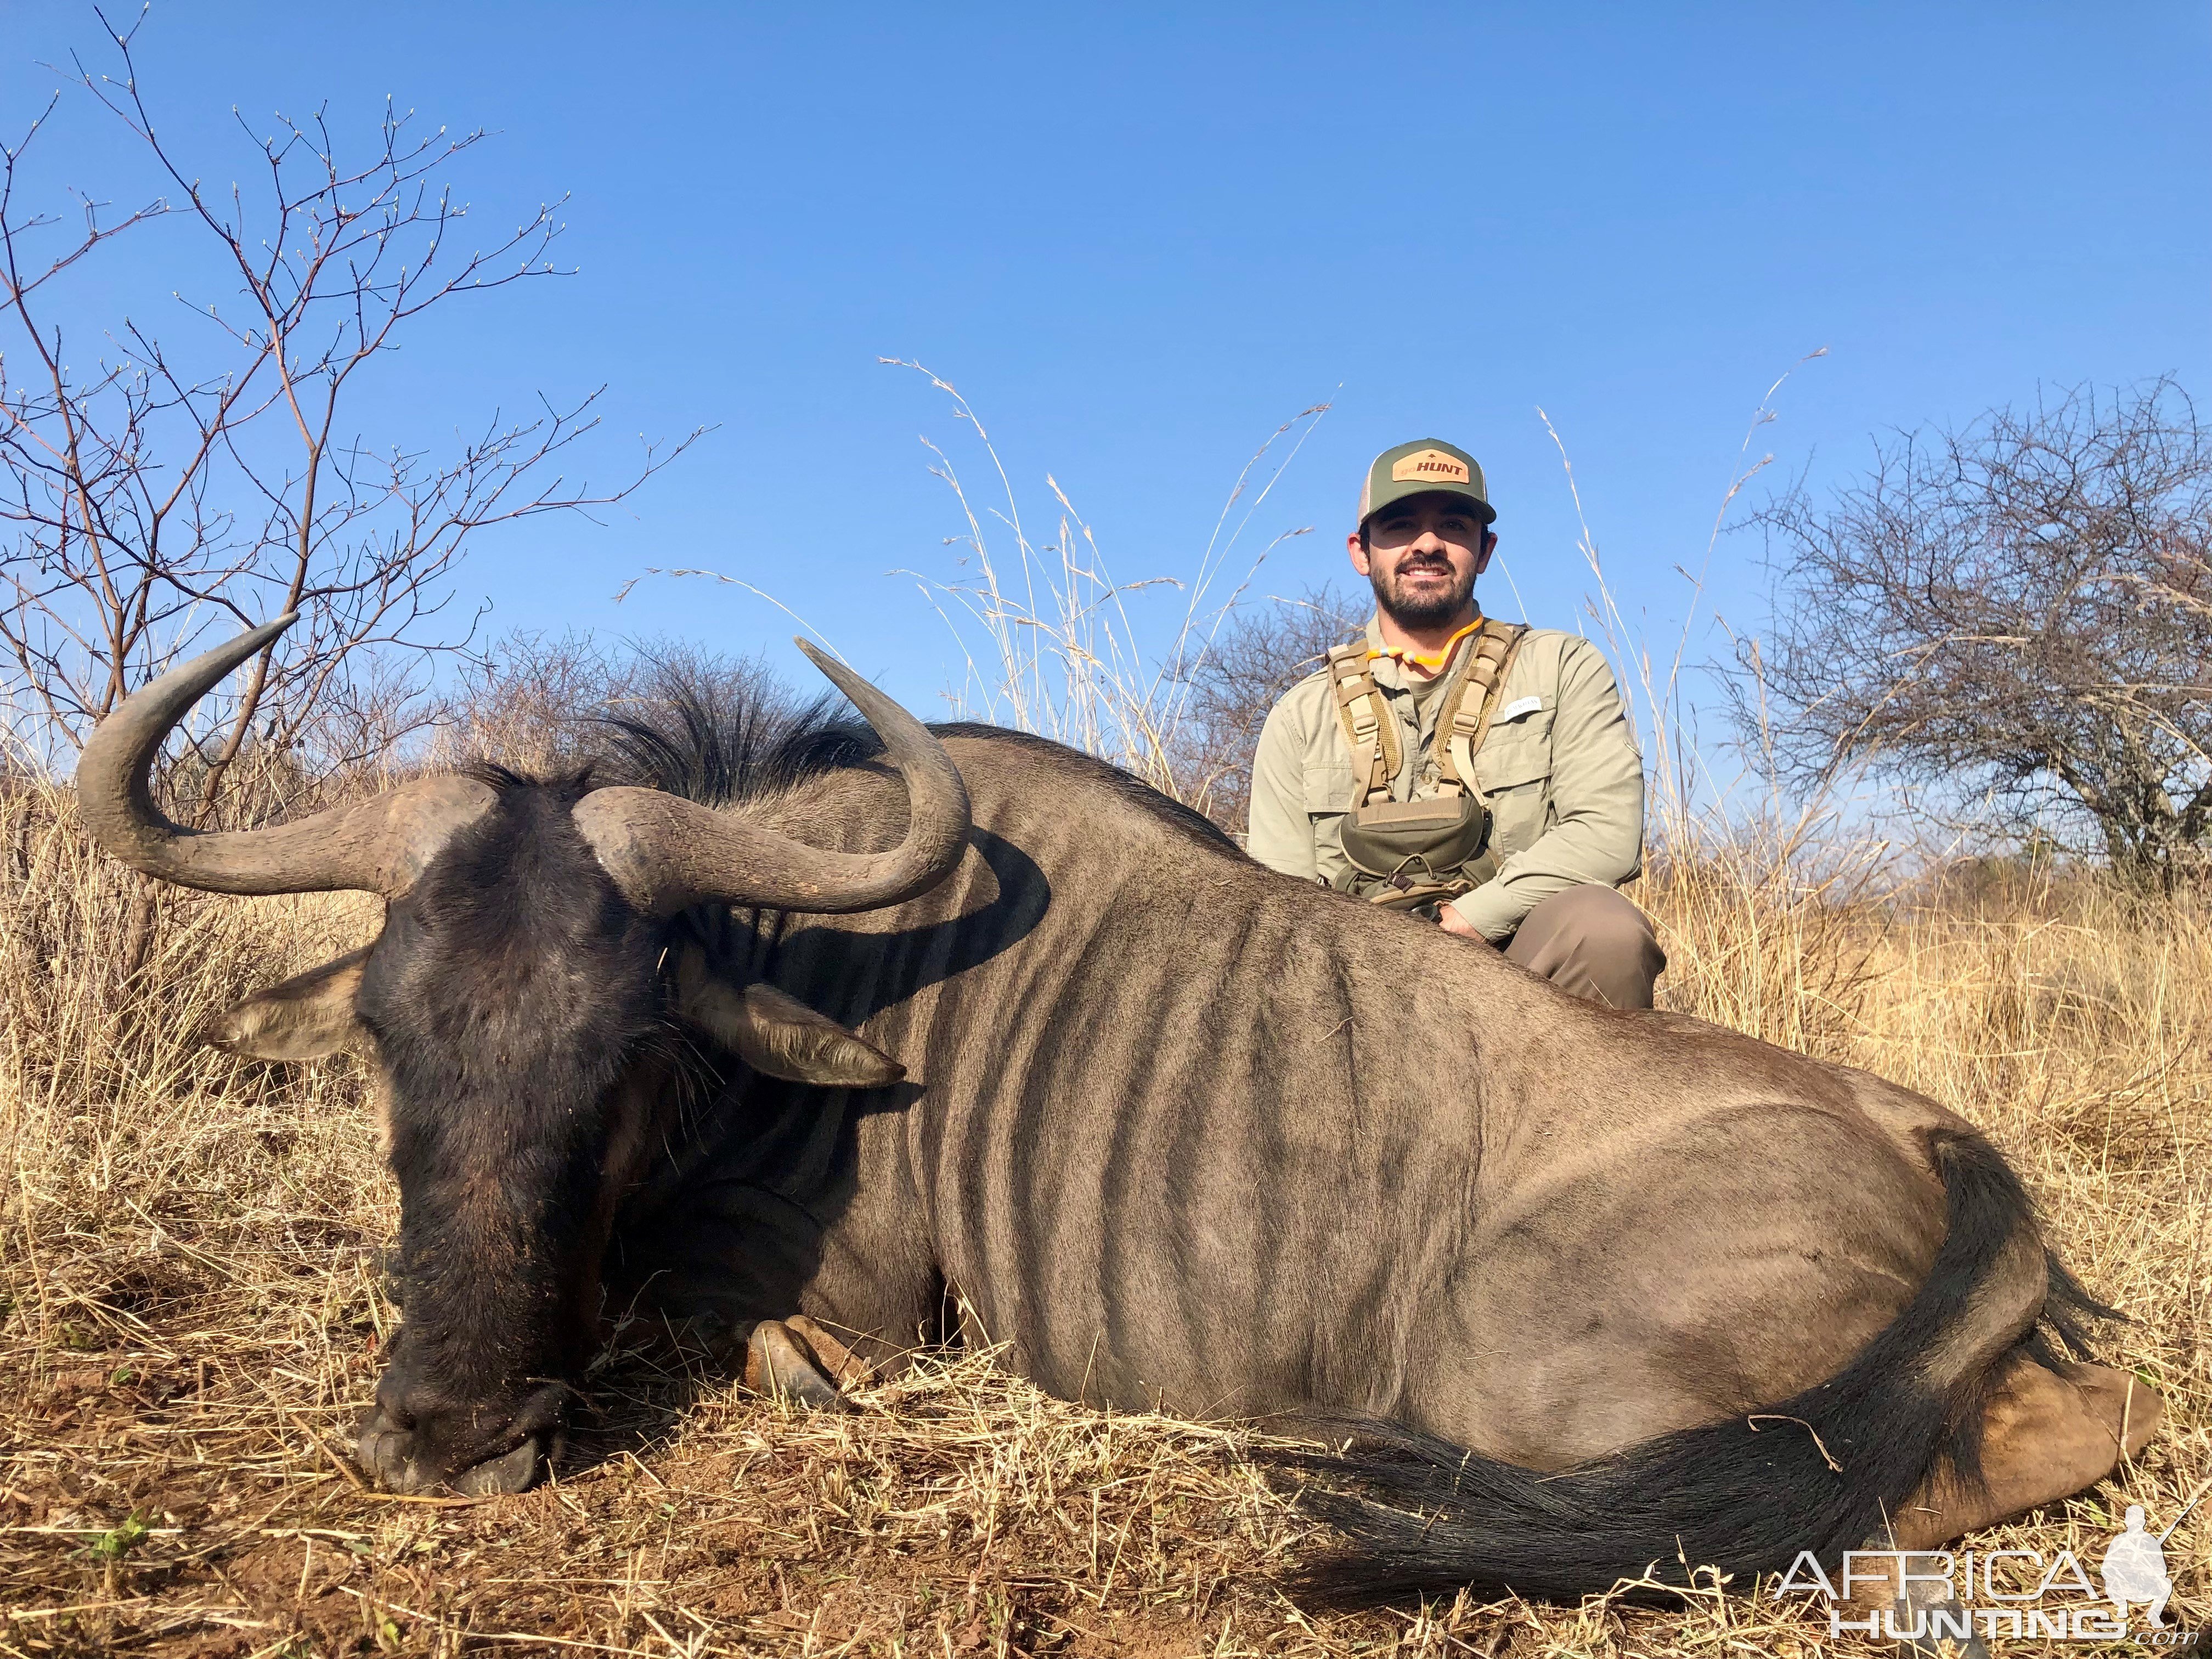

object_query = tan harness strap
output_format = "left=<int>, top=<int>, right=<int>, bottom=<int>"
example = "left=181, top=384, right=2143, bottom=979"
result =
left=1326, top=640, right=1401, bottom=809
left=1434, top=620, right=1532, bottom=798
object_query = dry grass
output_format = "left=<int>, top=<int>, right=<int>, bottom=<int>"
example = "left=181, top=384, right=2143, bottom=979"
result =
left=2, top=764, right=2207, bottom=1657
left=881, top=362, right=1328, bottom=814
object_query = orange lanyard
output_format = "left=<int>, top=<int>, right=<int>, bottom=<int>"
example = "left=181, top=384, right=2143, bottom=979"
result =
left=1371, top=618, right=1482, bottom=676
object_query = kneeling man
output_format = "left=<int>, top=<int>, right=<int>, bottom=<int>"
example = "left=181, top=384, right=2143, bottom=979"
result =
left=1247, top=438, right=1664, bottom=1008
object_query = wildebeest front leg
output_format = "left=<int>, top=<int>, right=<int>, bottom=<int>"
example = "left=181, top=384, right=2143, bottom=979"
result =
left=744, top=1319, right=856, bottom=1410
left=785, top=1314, right=874, bottom=1387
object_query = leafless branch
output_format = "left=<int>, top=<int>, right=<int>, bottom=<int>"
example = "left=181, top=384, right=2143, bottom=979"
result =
left=0, top=7, right=699, bottom=826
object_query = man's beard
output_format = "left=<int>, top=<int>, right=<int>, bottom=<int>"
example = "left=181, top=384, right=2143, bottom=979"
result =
left=1369, top=558, right=1476, bottom=630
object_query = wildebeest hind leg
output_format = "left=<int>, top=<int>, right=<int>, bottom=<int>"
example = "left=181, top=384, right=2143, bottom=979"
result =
left=1884, top=1351, right=2163, bottom=1550
left=744, top=1320, right=855, bottom=1412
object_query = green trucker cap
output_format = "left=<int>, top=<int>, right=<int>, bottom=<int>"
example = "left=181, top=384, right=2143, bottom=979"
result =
left=1357, top=438, right=1496, bottom=528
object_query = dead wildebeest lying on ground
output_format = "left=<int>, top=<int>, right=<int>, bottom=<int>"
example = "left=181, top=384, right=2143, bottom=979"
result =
left=78, top=618, right=2158, bottom=1605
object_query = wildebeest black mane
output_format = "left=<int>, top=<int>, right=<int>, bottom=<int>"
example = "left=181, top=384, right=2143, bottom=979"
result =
left=583, top=669, right=851, bottom=808
left=459, top=759, right=599, bottom=796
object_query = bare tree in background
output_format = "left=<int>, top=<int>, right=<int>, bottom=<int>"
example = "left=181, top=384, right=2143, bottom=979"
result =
left=1746, top=378, right=2212, bottom=889
left=0, top=10, right=693, bottom=803
left=1173, top=585, right=1363, bottom=832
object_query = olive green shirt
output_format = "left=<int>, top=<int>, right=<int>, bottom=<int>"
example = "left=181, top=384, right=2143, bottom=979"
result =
left=1246, top=615, right=1646, bottom=941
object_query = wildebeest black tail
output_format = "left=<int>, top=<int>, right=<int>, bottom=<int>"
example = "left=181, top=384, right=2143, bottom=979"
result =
left=1276, top=1130, right=2064, bottom=1607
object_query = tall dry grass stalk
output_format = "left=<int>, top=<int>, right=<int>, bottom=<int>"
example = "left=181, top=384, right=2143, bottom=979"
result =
left=884, top=360, right=1328, bottom=806
left=1537, top=348, right=1829, bottom=837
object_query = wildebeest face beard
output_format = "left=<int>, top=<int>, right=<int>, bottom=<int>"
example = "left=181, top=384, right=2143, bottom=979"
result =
left=352, top=776, right=668, bottom=1495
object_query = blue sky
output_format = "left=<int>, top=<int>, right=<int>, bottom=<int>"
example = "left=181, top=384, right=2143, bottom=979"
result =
left=2, top=3, right=2206, bottom=740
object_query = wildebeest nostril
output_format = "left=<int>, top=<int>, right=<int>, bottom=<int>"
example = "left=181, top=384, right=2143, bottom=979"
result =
left=450, top=1436, right=543, bottom=1496
left=355, top=1410, right=425, bottom=1492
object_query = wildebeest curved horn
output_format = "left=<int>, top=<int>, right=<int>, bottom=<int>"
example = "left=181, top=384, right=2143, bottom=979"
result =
left=570, top=639, right=971, bottom=916
left=77, top=615, right=495, bottom=896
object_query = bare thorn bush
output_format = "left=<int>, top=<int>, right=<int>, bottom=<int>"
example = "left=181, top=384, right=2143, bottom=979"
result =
left=0, top=10, right=694, bottom=792
left=1171, top=585, right=1365, bottom=832
left=1745, top=376, right=2212, bottom=890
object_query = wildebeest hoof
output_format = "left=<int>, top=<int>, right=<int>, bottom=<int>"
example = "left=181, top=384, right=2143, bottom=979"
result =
left=746, top=1319, right=855, bottom=1412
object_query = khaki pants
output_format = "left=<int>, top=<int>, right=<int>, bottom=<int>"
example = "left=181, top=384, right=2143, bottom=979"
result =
left=1501, top=885, right=1665, bottom=1010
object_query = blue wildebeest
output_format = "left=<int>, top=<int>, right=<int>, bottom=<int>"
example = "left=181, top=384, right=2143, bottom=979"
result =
left=78, top=618, right=2158, bottom=1604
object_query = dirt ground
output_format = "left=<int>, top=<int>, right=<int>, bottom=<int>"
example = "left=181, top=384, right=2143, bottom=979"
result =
left=0, top=1260, right=1864, bottom=1658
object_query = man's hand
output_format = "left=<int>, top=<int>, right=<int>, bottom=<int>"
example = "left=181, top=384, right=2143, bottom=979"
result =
left=1436, top=905, right=1496, bottom=946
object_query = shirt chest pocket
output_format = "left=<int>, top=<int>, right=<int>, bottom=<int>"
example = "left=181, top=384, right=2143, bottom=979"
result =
left=1474, top=724, right=1553, bottom=854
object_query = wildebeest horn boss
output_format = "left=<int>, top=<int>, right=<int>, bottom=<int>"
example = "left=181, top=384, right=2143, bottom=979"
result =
left=81, top=619, right=2159, bottom=1603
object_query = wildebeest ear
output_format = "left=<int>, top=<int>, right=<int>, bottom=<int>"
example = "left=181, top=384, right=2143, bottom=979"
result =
left=690, top=979, right=905, bottom=1090
left=204, top=947, right=371, bottom=1060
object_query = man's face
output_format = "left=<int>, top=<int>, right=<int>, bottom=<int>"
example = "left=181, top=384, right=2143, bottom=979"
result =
left=1348, top=494, right=1496, bottom=630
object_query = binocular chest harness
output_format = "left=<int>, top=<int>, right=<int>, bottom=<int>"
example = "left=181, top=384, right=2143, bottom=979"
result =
left=1324, top=619, right=1531, bottom=913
